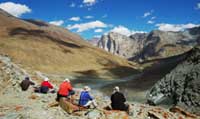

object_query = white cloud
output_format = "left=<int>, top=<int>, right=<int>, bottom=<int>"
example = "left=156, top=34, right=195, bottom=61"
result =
left=69, top=2, right=76, bottom=7
left=110, top=25, right=146, bottom=36
left=49, top=20, right=64, bottom=26
left=143, top=10, right=153, bottom=18
left=0, top=2, right=31, bottom=17
left=147, top=20, right=155, bottom=24
left=84, top=15, right=94, bottom=19
left=151, top=16, right=156, bottom=20
left=156, top=23, right=200, bottom=32
left=83, top=0, right=96, bottom=6
left=197, top=3, right=200, bottom=9
left=94, top=29, right=103, bottom=33
left=143, top=12, right=151, bottom=18
left=69, top=17, right=81, bottom=21
left=67, top=20, right=107, bottom=32
left=102, top=14, right=107, bottom=18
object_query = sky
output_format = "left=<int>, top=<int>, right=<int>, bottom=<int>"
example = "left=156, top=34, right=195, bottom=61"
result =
left=0, top=0, right=200, bottom=39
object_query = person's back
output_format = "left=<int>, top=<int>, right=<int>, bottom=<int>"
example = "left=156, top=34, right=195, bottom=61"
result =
left=79, top=91, right=93, bottom=106
left=111, top=92, right=126, bottom=110
left=56, top=78, right=75, bottom=101
left=40, top=78, right=53, bottom=93
left=79, top=86, right=97, bottom=108
left=20, top=77, right=35, bottom=91
left=58, top=81, right=72, bottom=96
left=111, top=86, right=128, bottom=111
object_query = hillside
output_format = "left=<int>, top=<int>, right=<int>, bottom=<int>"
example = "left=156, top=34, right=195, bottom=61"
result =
left=0, top=9, right=139, bottom=79
left=147, top=45, right=200, bottom=115
left=136, top=29, right=199, bottom=61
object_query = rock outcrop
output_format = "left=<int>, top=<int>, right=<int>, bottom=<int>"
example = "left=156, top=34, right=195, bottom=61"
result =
left=147, top=45, right=200, bottom=115
left=97, top=27, right=200, bottom=61
left=98, top=32, right=147, bottom=59
left=138, top=29, right=200, bottom=60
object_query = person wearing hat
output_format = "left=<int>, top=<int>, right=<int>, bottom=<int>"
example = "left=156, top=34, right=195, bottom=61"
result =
left=20, top=76, right=35, bottom=91
left=79, top=86, right=97, bottom=108
left=40, top=77, right=54, bottom=94
left=56, top=78, right=75, bottom=101
left=110, top=86, right=129, bottom=112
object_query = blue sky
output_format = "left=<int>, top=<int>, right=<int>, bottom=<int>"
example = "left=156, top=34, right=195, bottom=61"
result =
left=0, top=0, right=200, bottom=39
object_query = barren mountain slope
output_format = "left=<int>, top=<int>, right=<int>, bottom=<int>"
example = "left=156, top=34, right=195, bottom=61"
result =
left=0, top=9, right=138, bottom=79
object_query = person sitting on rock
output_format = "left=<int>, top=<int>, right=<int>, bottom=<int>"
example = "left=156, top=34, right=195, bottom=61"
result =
left=79, top=86, right=97, bottom=108
left=110, top=86, right=129, bottom=112
left=20, top=76, right=35, bottom=91
left=40, top=77, right=54, bottom=94
left=56, top=78, right=75, bottom=102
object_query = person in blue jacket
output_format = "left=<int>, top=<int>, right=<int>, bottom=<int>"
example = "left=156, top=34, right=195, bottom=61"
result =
left=79, top=86, right=97, bottom=108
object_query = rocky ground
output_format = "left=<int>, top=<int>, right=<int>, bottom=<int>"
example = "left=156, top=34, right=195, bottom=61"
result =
left=0, top=55, right=199, bottom=119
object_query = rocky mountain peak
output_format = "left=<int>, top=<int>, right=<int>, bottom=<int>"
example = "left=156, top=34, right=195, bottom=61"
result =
left=129, top=33, right=148, bottom=40
left=97, top=27, right=200, bottom=61
left=98, top=32, right=146, bottom=58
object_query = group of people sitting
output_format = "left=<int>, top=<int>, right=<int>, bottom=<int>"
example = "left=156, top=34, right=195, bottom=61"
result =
left=20, top=76, right=129, bottom=112
left=20, top=76, right=54, bottom=93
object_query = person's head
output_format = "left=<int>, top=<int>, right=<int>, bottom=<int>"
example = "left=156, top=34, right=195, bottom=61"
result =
left=64, top=78, right=70, bottom=82
left=113, top=86, right=120, bottom=92
left=25, top=76, right=29, bottom=80
left=84, top=86, right=91, bottom=92
left=44, top=77, right=49, bottom=81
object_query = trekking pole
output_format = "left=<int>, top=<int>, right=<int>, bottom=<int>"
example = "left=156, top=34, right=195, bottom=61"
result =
left=84, top=108, right=95, bottom=116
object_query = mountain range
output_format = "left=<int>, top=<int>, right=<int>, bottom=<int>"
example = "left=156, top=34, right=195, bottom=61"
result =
left=93, top=27, right=200, bottom=61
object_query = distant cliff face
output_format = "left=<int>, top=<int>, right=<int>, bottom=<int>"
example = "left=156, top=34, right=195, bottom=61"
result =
left=139, top=29, right=200, bottom=60
left=97, top=27, right=200, bottom=61
left=147, top=45, right=200, bottom=115
left=97, top=32, right=147, bottom=59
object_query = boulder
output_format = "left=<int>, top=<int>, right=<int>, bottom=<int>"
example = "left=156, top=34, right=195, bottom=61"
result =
left=59, top=98, right=79, bottom=114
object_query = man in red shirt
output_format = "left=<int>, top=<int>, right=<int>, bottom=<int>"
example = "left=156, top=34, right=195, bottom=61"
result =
left=40, top=77, right=54, bottom=94
left=56, top=78, right=75, bottom=101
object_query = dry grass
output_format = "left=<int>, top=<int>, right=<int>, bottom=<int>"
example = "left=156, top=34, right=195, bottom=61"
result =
left=0, top=12, right=139, bottom=79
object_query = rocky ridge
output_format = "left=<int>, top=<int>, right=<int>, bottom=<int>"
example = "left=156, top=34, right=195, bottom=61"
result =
left=147, top=45, right=200, bottom=115
left=97, top=27, right=200, bottom=61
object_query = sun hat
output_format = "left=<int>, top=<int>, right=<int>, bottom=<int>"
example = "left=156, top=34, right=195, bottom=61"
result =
left=44, top=77, right=49, bottom=81
left=113, top=86, right=120, bottom=92
left=84, top=86, right=91, bottom=91
left=64, top=78, right=70, bottom=82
